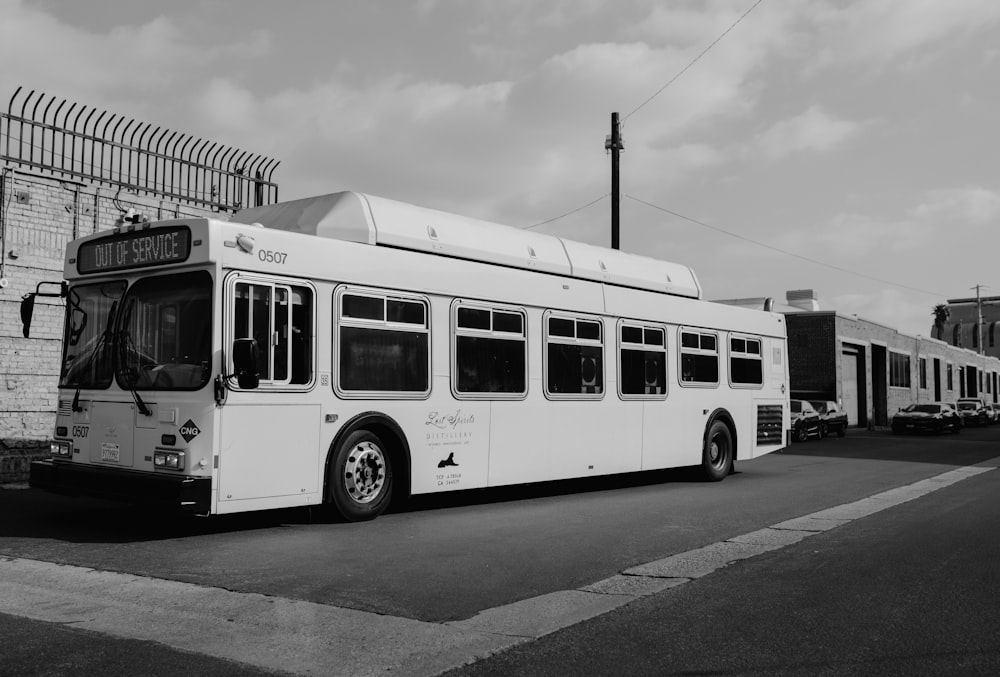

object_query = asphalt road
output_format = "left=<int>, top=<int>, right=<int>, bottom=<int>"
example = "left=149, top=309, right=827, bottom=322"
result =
left=2, top=424, right=999, bottom=675
left=444, top=452, right=1000, bottom=676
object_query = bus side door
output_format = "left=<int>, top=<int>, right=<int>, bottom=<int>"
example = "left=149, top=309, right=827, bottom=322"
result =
left=217, top=274, right=321, bottom=507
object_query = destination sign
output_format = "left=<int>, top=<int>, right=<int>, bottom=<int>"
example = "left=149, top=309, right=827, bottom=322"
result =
left=77, top=226, right=191, bottom=274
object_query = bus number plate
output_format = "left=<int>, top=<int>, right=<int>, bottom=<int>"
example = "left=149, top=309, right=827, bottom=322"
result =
left=101, top=443, right=120, bottom=462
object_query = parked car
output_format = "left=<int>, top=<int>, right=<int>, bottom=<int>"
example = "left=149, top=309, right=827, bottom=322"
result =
left=790, top=399, right=823, bottom=442
left=891, top=402, right=962, bottom=435
left=956, top=398, right=989, bottom=426
left=984, top=403, right=999, bottom=424
left=810, top=400, right=848, bottom=438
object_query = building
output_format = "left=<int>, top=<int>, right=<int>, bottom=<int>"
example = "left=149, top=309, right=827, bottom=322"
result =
left=934, top=295, right=1000, bottom=358
left=0, top=89, right=278, bottom=482
left=717, top=290, right=1000, bottom=428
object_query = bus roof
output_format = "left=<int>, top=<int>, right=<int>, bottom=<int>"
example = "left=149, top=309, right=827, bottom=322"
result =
left=234, top=191, right=702, bottom=299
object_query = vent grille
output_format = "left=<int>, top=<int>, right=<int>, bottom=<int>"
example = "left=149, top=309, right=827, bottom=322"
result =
left=756, top=404, right=783, bottom=445
left=58, top=400, right=72, bottom=416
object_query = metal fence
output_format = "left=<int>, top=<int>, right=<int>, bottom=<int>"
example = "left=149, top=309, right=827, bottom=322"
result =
left=1, top=87, right=279, bottom=211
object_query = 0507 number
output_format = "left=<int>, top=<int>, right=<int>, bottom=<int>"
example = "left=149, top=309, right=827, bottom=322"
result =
left=258, top=249, right=288, bottom=264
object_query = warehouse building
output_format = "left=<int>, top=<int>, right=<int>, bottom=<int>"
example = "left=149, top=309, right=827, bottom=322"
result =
left=719, top=290, right=1000, bottom=428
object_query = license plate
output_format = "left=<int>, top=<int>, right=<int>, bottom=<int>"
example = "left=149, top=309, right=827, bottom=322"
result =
left=101, top=443, right=120, bottom=462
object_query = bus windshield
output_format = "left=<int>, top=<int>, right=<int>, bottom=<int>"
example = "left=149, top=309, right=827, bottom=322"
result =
left=59, top=281, right=126, bottom=389
left=116, top=271, right=213, bottom=390
left=60, top=272, right=213, bottom=391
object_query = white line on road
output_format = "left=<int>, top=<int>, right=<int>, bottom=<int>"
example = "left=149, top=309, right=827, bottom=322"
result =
left=1, top=462, right=995, bottom=676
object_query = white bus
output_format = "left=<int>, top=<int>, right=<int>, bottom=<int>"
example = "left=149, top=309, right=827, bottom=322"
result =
left=24, top=191, right=789, bottom=521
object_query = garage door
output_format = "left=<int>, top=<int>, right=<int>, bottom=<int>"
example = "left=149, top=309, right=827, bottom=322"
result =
left=842, top=348, right=860, bottom=426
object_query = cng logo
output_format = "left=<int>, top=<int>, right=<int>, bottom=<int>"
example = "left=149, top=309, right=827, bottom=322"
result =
left=179, top=419, right=201, bottom=443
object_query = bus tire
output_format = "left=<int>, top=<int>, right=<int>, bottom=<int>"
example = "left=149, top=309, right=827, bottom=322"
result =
left=329, top=429, right=393, bottom=522
left=702, top=420, right=733, bottom=482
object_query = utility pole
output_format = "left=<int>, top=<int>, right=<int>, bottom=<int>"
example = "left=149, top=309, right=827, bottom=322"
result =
left=605, top=112, right=623, bottom=250
left=973, top=284, right=985, bottom=355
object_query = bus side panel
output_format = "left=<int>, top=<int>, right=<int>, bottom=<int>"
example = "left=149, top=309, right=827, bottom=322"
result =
left=487, top=399, right=641, bottom=487
left=405, top=399, right=491, bottom=495
left=217, top=402, right=322, bottom=505
left=640, top=399, right=693, bottom=470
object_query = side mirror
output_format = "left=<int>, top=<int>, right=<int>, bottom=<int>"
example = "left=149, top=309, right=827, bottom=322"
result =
left=20, top=281, right=68, bottom=339
left=20, top=294, right=36, bottom=338
left=232, top=338, right=260, bottom=389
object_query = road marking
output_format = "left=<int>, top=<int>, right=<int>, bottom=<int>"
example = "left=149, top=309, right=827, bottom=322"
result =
left=1, top=462, right=995, bottom=675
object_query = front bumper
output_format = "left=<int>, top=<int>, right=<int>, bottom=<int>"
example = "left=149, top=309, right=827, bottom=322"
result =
left=30, top=460, right=211, bottom=514
left=893, top=418, right=943, bottom=432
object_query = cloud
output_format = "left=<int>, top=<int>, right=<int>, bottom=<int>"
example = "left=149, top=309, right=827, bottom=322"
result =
left=772, top=185, right=999, bottom=276
left=637, top=0, right=801, bottom=55
left=909, top=187, right=1000, bottom=228
left=797, top=213, right=928, bottom=258
left=810, top=0, right=1000, bottom=70
left=2, top=0, right=995, bottom=326
left=197, top=79, right=259, bottom=134
left=210, top=75, right=528, bottom=220
left=830, top=289, right=935, bottom=337
left=0, top=0, right=270, bottom=127
left=752, top=106, right=866, bottom=160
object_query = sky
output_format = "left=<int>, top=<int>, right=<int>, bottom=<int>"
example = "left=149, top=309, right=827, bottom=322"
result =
left=2, top=0, right=999, bottom=337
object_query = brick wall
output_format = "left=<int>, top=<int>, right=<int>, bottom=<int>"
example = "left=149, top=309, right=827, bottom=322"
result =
left=786, top=313, right=837, bottom=398
left=0, top=168, right=224, bottom=482
left=941, top=299, right=1000, bottom=358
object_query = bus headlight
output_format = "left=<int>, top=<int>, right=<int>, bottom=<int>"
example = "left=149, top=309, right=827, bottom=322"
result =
left=153, top=450, right=185, bottom=470
left=50, top=440, right=72, bottom=457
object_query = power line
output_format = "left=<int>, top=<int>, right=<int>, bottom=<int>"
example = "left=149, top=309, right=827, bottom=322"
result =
left=625, top=193, right=946, bottom=297
left=623, top=0, right=764, bottom=125
left=523, top=193, right=609, bottom=230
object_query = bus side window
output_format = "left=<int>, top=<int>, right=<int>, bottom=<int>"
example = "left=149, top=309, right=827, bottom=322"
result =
left=454, top=303, right=527, bottom=397
left=679, top=329, right=719, bottom=386
left=730, top=335, right=763, bottom=387
left=545, top=314, right=603, bottom=398
left=290, top=287, right=313, bottom=385
left=233, top=280, right=313, bottom=386
left=620, top=323, right=667, bottom=398
left=337, top=290, right=430, bottom=395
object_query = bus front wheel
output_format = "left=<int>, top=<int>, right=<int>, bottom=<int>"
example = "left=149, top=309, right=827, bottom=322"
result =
left=702, top=420, right=733, bottom=482
left=329, top=429, right=393, bottom=522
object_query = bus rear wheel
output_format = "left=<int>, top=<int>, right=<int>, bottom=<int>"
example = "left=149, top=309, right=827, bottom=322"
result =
left=329, top=430, right=393, bottom=522
left=702, top=420, right=733, bottom=482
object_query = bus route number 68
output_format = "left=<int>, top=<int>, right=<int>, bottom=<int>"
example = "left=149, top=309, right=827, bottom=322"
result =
left=258, top=249, right=287, bottom=264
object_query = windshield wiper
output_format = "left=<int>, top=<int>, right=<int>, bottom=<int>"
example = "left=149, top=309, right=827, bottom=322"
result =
left=116, top=300, right=152, bottom=417
left=118, top=331, right=152, bottom=417
left=130, top=383, right=152, bottom=417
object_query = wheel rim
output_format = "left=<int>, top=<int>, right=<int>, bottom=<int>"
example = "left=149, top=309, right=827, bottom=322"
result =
left=343, top=441, right=386, bottom=504
left=708, top=431, right=729, bottom=471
